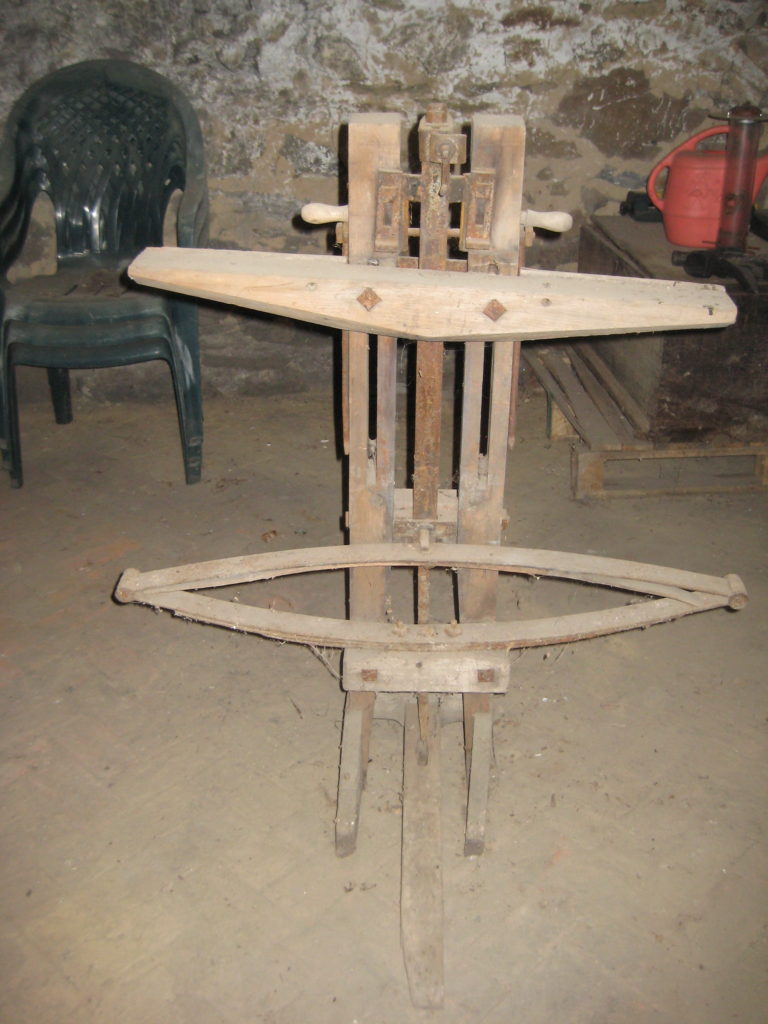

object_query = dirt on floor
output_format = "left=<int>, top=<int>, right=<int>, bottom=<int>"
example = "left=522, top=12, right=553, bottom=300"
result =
left=1, top=381, right=766, bottom=1024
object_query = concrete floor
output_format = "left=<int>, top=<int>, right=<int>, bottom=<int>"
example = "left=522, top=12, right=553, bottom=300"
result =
left=1, top=378, right=766, bottom=1023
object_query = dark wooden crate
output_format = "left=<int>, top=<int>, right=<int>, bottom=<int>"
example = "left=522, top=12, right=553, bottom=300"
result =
left=578, top=216, right=768, bottom=443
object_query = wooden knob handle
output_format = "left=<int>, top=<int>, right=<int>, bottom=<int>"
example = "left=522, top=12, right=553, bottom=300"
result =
left=301, top=202, right=350, bottom=224
left=726, top=573, right=748, bottom=610
left=521, top=209, right=573, bottom=233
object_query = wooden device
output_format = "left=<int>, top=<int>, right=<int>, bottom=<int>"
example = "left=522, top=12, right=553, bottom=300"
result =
left=117, top=104, right=743, bottom=1008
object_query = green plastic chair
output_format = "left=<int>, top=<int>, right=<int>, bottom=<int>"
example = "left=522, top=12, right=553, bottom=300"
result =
left=0, top=59, right=209, bottom=487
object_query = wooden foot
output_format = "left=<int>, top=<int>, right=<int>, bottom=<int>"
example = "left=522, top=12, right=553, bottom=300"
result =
left=401, top=696, right=444, bottom=1009
left=463, top=693, right=492, bottom=857
left=335, top=690, right=375, bottom=857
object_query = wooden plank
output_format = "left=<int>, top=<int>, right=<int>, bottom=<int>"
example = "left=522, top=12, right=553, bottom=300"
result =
left=458, top=340, right=515, bottom=622
left=340, top=250, right=393, bottom=863
left=335, top=690, right=375, bottom=857
left=457, top=342, right=492, bottom=623
left=468, top=114, right=525, bottom=450
left=507, top=338, right=522, bottom=448
left=401, top=697, right=444, bottom=1009
left=469, top=114, right=526, bottom=270
left=341, top=330, right=350, bottom=455
left=413, top=341, right=444, bottom=520
left=128, top=248, right=738, bottom=343
left=525, top=346, right=585, bottom=438
left=347, top=113, right=406, bottom=265
left=572, top=341, right=652, bottom=436
left=343, top=649, right=510, bottom=693
left=340, top=116, right=405, bottom=861
left=573, top=445, right=768, bottom=499
left=116, top=542, right=743, bottom=603
left=116, top=578, right=744, bottom=655
left=485, top=341, right=516, bottom=498
left=375, top=335, right=398, bottom=496
left=463, top=694, right=492, bottom=856
left=525, top=344, right=622, bottom=450
left=345, top=115, right=402, bottom=624
left=548, top=399, right=578, bottom=439
left=564, top=344, right=648, bottom=447
left=347, top=331, right=390, bottom=617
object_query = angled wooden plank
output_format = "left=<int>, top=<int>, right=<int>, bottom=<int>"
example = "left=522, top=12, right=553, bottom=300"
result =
left=524, top=345, right=587, bottom=440
left=128, top=248, right=737, bottom=343
left=335, top=689, right=375, bottom=857
left=401, top=697, right=443, bottom=1009
left=463, top=694, right=492, bottom=856
left=572, top=341, right=652, bottom=436
left=526, top=344, right=622, bottom=450
left=564, top=344, right=648, bottom=447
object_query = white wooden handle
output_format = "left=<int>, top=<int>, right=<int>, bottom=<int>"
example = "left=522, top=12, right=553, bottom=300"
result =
left=521, top=209, right=573, bottom=233
left=301, top=202, right=349, bottom=224
left=301, top=203, right=571, bottom=234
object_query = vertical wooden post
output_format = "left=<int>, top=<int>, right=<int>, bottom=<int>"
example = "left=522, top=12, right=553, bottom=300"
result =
left=401, top=696, right=443, bottom=1008
left=467, top=114, right=526, bottom=446
left=336, top=114, right=404, bottom=857
left=457, top=115, right=526, bottom=854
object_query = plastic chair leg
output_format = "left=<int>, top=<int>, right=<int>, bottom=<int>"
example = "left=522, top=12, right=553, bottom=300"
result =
left=168, top=350, right=203, bottom=485
left=5, top=362, right=23, bottom=488
left=48, top=368, right=73, bottom=424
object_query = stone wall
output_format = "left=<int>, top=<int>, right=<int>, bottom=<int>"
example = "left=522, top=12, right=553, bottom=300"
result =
left=2, top=0, right=767, bottom=397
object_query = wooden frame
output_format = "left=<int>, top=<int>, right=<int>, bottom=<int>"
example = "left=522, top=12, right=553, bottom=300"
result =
left=129, top=248, right=736, bottom=342
left=115, top=542, right=746, bottom=653
left=120, top=102, right=746, bottom=1011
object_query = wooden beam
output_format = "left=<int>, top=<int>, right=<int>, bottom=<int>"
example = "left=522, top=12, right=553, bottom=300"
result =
left=116, top=543, right=744, bottom=604
left=463, top=693, right=492, bottom=856
left=468, top=113, right=526, bottom=271
left=114, top=544, right=747, bottom=653
left=347, top=113, right=406, bottom=265
left=343, top=649, right=511, bottom=693
left=401, top=697, right=444, bottom=1009
left=128, top=248, right=737, bottom=343
left=335, top=690, right=375, bottom=857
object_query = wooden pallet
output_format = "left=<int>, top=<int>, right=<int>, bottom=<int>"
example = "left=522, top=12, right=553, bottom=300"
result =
left=524, top=342, right=768, bottom=499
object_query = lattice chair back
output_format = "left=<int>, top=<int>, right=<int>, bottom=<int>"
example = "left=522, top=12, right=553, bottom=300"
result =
left=0, top=59, right=208, bottom=273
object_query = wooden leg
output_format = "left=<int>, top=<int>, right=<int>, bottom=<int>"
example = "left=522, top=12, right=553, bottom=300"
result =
left=401, top=696, right=444, bottom=1009
left=463, top=692, right=492, bottom=856
left=335, top=690, right=375, bottom=857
